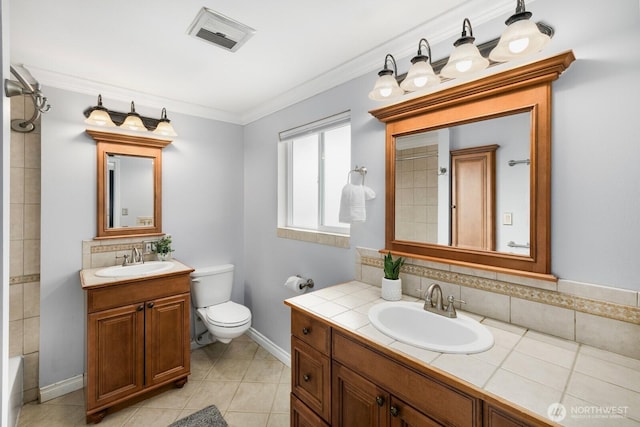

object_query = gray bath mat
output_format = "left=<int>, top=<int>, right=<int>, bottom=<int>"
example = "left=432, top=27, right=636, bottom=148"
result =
left=169, top=405, right=228, bottom=427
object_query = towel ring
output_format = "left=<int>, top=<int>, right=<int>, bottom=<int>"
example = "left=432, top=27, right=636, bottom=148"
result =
left=348, top=165, right=367, bottom=185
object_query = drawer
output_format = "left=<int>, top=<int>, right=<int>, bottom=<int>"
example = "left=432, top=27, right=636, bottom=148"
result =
left=292, top=337, right=331, bottom=422
left=333, top=331, right=481, bottom=426
left=291, top=308, right=330, bottom=355
left=291, top=394, right=330, bottom=427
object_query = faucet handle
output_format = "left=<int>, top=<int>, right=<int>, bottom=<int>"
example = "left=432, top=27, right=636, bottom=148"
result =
left=445, top=295, right=466, bottom=318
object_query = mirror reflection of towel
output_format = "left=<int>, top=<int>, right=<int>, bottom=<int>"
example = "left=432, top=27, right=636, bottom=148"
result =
left=339, top=184, right=376, bottom=223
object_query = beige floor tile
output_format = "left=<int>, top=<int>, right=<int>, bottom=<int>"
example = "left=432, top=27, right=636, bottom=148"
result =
left=207, top=358, right=251, bottom=381
left=244, top=359, right=285, bottom=383
left=122, top=407, right=182, bottom=426
left=184, top=380, right=240, bottom=412
left=267, top=412, right=290, bottom=427
left=228, top=382, right=279, bottom=413
left=16, top=336, right=287, bottom=427
left=224, top=411, right=269, bottom=427
left=17, top=402, right=85, bottom=426
left=220, top=340, right=259, bottom=360
left=141, top=379, right=201, bottom=409
left=270, top=383, right=291, bottom=413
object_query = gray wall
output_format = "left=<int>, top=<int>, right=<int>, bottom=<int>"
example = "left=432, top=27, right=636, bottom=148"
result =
left=243, top=0, right=640, bottom=354
left=35, top=0, right=640, bottom=389
left=40, top=88, right=244, bottom=387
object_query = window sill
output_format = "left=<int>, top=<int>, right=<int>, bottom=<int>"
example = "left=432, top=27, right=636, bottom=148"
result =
left=277, top=227, right=350, bottom=248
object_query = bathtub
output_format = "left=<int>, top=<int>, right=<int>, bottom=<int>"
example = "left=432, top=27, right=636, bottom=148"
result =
left=8, top=356, right=23, bottom=427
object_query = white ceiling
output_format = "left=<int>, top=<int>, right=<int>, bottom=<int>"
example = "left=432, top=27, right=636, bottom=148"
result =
left=9, top=0, right=517, bottom=124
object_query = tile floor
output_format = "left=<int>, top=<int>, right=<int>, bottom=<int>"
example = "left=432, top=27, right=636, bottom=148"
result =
left=17, top=335, right=291, bottom=427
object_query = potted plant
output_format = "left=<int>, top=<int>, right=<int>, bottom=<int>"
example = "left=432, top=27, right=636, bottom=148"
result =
left=382, top=252, right=405, bottom=301
left=154, top=236, right=174, bottom=261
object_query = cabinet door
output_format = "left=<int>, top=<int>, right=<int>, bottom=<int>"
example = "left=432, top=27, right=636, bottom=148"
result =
left=87, top=303, right=145, bottom=409
left=389, top=396, right=442, bottom=427
left=145, top=293, right=191, bottom=386
left=333, top=362, right=389, bottom=427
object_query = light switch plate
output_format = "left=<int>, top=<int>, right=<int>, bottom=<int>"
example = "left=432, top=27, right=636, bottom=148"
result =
left=503, top=212, right=513, bottom=225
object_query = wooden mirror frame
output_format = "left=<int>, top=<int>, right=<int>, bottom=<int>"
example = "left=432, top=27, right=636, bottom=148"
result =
left=370, top=51, right=575, bottom=276
left=87, top=129, right=172, bottom=239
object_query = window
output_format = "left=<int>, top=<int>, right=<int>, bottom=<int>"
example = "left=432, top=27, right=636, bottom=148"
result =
left=278, top=112, right=351, bottom=238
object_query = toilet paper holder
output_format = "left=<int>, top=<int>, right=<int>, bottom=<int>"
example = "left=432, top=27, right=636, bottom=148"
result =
left=296, top=275, right=315, bottom=290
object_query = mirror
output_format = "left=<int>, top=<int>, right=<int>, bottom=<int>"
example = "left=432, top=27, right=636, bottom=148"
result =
left=370, top=51, right=575, bottom=275
left=395, top=112, right=531, bottom=256
left=87, top=129, right=171, bottom=238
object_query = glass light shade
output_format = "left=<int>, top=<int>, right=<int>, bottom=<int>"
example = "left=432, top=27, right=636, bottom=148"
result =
left=120, top=114, right=146, bottom=131
left=440, top=42, right=489, bottom=79
left=489, top=19, right=550, bottom=62
left=400, top=60, right=440, bottom=92
left=84, top=109, right=116, bottom=127
left=368, top=73, right=404, bottom=101
left=153, top=120, right=177, bottom=137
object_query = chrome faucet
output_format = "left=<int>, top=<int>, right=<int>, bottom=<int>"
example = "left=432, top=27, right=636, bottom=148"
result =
left=423, top=283, right=465, bottom=318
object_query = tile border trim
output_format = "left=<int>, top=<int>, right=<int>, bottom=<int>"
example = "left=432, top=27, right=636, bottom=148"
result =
left=361, top=256, right=640, bottom=325
left=10, top=274, right=40, bottom=285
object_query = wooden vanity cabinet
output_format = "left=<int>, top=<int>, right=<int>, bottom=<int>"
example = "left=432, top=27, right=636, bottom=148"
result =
left=84, top=272, right=191, bottom=423
left=289, top=305, right=552, bottom=427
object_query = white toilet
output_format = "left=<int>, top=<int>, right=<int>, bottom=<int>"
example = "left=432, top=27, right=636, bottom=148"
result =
left=190, top=264, right=252, bottom=344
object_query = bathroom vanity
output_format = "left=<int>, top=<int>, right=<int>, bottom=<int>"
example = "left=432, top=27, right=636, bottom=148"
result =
left=286, top=282, right=569, bottom=427
left=80, top=259, right=194, bottom=424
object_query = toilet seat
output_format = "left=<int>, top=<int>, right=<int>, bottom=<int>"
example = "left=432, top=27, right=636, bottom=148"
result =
left=204, top=301, right=251, bottom=327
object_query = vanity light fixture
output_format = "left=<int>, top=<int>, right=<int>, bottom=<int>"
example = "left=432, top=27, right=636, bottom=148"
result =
left=84, top=95, right=116, bottom=127
left=400, top=38, right=440, bottom=92
left=152, top=108, right=178, bottom=137
left=83, top=95, right=179, bottom=136
left=489, top=0, right=552, bottom=62
left=440, top=18, right=489, bottom=79
left=368, top=54, right=404, bottom=101
left=120, top=101, right=147, bottom=131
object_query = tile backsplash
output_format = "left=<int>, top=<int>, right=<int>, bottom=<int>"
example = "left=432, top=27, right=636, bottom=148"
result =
left=355, top=247, right=640, bottom=359
left=82, top=236, right=163, bottom=270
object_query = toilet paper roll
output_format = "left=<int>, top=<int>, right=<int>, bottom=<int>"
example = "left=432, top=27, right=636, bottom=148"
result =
left=284, top=275, right=306, bottom=294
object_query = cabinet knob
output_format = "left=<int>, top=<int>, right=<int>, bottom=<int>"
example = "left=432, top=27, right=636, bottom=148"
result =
left=375, top=396, right=385, bottom=407
left=137, top=304, right=144, bottom=311
left=147, top=302, right=155, bottom=309
left=303, top=374, right=311, bottom=382
left=302, top=327, right=310, bottom=335
left=390, top=405, right=399, bottom=417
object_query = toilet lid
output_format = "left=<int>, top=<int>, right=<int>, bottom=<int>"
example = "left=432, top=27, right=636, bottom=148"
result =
left=205, top=301, right=251, bottom=327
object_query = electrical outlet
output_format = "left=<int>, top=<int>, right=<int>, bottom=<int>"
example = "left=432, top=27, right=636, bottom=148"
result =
left=145, top=242, right=153, bottom=253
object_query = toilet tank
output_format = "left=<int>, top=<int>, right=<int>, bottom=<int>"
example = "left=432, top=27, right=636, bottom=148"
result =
left=190, top=264, right=234, bottom=308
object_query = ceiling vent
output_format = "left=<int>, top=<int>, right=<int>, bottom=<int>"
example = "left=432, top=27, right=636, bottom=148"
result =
left=187, top=7, right=256, bottom=52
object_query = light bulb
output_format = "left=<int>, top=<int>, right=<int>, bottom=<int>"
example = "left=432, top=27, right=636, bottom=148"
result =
left=509, top=37, right=530, bottom=54
left=456, top=60, right=473, bottom=73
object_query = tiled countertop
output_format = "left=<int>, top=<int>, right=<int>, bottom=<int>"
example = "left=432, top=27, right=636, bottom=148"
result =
left=286, top=281, right=640, bottom=426
left=79, top=259, right=194, bottom=288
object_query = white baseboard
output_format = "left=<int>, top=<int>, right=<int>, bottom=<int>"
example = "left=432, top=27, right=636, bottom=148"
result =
left=246, top=327, right=291, bottom=367
left=39, top=374, right=85, bottom=403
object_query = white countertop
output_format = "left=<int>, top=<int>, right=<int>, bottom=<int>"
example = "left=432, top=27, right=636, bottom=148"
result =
left=286, top=281, right=640, bottom=426
left=80, top=259, right=194, bottom=289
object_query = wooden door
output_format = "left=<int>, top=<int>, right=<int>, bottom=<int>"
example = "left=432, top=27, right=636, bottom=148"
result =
left=389, top=396, right=442, bottom=427
left=332, top=362, right=389, bottom=427
left=450, top=144, right=498, bottom=251
left=87, top=303, right=145, bottom=410
left=145, top=293, right=190, bottom=386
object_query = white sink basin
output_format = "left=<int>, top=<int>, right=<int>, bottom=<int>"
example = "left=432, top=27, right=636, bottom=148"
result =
left=95, top=261, right=174, bottom=278
left=368, top=301, right=494, bottom=354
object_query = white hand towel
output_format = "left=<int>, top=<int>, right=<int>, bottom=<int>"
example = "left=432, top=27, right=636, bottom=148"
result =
left=339, top=183, right=366, bottom=223
left=363, top=185, right=376, bottom=201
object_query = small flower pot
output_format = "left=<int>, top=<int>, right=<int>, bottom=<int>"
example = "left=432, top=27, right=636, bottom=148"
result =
left=157, top=252, right=172, bottom=261
left=381, top=278, right=402, bottom=301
